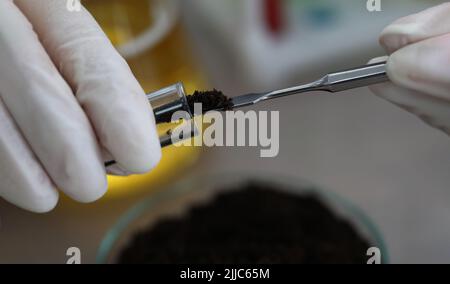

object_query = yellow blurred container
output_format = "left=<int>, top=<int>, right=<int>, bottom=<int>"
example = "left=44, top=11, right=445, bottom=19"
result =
left=84, top=0, right=206, bottom=197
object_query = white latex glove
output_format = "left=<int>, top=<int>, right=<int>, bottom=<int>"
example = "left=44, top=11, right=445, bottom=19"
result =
left=370, top=3, right=450, bottom=136
left=0, top=0, right=161, bottom=213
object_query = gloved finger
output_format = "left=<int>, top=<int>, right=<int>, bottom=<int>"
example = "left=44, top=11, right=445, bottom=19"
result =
left=0, top=0, right=107, bottom=203
left=0, top=98, right=58, bottom=213
left=368, top=55, right=389, bottom=65
left=15, top=0, right=162, bottom=174
left=370, top=81, right=450, bottom=136
left=380, top=3, right=450, bottom=54
left=384, top=33, right=450, bottom=101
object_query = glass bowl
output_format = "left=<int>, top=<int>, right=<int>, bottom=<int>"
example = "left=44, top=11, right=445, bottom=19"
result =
left=96, top=173, right=389, bottom=264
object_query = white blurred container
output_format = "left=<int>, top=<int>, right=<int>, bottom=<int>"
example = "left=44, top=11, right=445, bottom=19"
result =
left=182, top=0, right=444, bottom=93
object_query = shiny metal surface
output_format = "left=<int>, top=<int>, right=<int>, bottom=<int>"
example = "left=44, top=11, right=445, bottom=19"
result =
left=229, top=62, right=388, bottom=109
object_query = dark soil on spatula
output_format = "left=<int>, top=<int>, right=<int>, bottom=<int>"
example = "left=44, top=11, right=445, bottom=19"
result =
left=187, top=89, right=234, bottom=114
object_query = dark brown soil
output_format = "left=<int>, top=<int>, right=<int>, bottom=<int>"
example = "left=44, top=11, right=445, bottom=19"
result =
left=118, top=182, right=372, bottom=264
left=155, top=89, right=233, bottom=124
left=187, top=90, right=234, bottom=114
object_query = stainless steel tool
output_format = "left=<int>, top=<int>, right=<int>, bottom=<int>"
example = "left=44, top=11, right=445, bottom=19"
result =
left=227, top=61, right=388, bottom=110
left=105, top=61, right=388, bottom=168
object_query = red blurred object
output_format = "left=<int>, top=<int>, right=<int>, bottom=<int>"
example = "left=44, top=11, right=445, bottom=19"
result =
left=264, top=0, right=284, bottom=35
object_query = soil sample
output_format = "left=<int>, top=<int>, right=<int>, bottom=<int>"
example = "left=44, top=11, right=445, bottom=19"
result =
left=118, top=182, right=372, bottom=264
left=187, top=89, right=234, bottom=113
left=155, top=89, right=233, bottom=124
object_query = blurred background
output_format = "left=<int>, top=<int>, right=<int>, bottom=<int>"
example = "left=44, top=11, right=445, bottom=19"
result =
left=1, top=0, right=450, bottom=263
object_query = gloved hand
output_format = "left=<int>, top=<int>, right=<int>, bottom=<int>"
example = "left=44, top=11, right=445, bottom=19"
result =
left=370, top=3, right=450, bottom=136
left=0, top=0, right=161, bottom=213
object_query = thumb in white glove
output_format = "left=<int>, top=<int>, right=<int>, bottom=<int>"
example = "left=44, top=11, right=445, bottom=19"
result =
left=0, top=0, right=161, bottom=212
left=370, top=3, right=450, bottom=135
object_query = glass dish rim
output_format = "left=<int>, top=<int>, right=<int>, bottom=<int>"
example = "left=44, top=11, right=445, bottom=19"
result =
left=96, top=172, right=389, bottom=264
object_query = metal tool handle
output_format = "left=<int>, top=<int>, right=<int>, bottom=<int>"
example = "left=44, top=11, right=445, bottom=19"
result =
left=259, top=61, right=389, bottom=104
left=323, top=61, right=388, bottom=92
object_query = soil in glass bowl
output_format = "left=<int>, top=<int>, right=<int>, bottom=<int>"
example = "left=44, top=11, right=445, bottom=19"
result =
left=118, top=181, right=372, bottom=264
